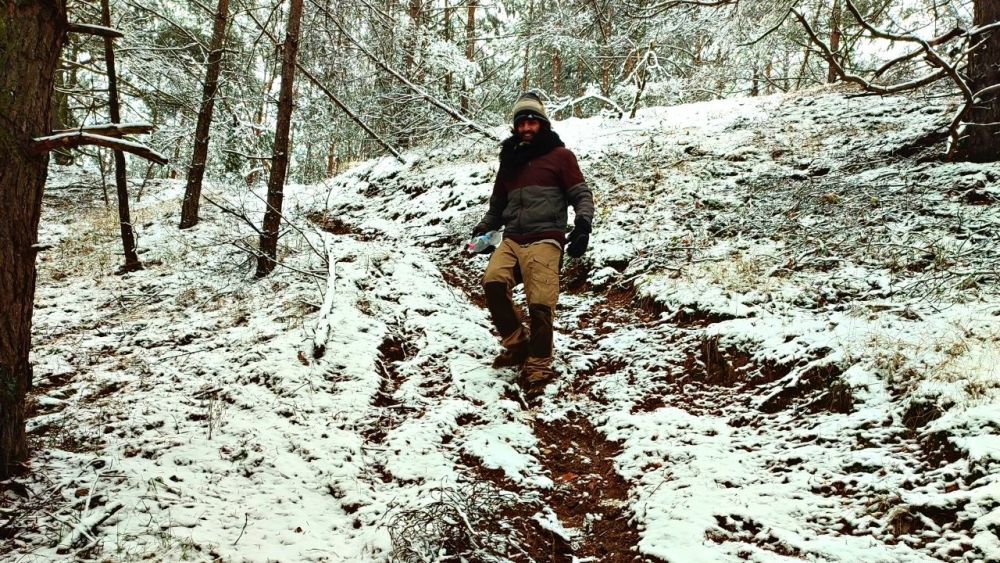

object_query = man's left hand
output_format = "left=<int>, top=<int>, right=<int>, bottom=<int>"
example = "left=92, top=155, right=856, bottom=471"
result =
left=566, top=217, right=591, bottom=258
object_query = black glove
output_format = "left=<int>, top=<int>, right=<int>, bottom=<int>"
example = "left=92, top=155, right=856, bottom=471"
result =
left=566, top=217, right=591, bottom=258
left=471, top=223, right=490, bottom=238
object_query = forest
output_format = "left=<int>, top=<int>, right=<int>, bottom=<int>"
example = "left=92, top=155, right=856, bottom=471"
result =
left=1, top=0, right=999, bottom=560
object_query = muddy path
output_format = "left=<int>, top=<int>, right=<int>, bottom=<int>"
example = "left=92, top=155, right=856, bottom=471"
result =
left=433, top=252, right=661, bottom=561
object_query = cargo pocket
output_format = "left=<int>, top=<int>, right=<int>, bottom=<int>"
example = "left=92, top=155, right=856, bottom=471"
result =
left=526, top=256, right=560, bottom=308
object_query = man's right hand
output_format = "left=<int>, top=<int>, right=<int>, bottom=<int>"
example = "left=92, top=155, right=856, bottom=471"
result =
left=472, top=223, right=490, bottom=238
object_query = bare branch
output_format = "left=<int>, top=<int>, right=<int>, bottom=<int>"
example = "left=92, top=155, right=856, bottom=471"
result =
left=202, top=193, right=265, bottom=237
left=221, top=149, right=272, bottom=161
left=792, top=10, right=949, bottom=95
left=120, top=0, right=207, bottom=54
left=67, top=23, right=124, bottom=38
left=31, top=132, right=168, bottom=165
left=51, top=122, right=154, bottom=137
left=738, top=3, right=800, bottom=48
left=844, top=1, right=963, bottom=46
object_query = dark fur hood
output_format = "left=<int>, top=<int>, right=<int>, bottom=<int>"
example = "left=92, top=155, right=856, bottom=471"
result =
left=498, top=129, right=565, bottom=177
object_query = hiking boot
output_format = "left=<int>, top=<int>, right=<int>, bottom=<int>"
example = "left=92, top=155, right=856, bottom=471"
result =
left=491, top=341, right=529, bottom=368
left=519, top=357, right=556, bottom=398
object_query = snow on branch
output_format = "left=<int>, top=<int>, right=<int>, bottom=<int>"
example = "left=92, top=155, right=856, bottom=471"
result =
left=67, top=22, right=124, bottom=39
left=32, top=132, right=168, bottom=165
left=550, top=92, right=626, bottom=119
left=55, top=501, right=124, bottom=554
left=625, top=0, right=734, bottom=18
left=51, top=122, right=154, bottom=137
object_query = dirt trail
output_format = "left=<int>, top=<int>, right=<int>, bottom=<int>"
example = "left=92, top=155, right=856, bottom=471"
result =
left=438, top=253, right=664, bottom=562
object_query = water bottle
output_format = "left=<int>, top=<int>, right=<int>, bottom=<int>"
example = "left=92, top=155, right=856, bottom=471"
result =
left=467, top=230, right=501, bottom=253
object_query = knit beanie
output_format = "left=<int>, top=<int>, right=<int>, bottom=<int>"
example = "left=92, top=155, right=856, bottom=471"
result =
left=511, top=92, right=550, bottom=126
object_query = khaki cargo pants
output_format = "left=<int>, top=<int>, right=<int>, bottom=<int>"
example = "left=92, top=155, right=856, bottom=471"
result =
left=482, top=239, right=561, bottom=362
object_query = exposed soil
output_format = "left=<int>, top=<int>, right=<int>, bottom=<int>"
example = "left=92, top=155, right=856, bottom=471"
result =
left=362, top=332, right=416, bottom=444
left=439, top=254, right=666, bottom=562
left=532, top=415, right=654, bottom=562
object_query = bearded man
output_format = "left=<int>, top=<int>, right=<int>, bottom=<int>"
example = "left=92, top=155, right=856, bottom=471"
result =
left=471, top=92, right=595, bottom=397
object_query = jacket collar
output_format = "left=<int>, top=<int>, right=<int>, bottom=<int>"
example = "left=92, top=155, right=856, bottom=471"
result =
left=498, top=129, right=565, bottom=177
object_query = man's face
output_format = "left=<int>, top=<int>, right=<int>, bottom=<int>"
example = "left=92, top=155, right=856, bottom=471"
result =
left=515, top=118, right=542, bottom=143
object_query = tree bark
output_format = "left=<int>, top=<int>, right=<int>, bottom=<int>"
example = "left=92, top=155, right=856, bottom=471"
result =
left=521, top=0, right=533, bottom=92
left=0, top=0, right=67, bottom=479
left=256, top=0, right=304, bottom=277
left=552, top=49, right=562, bottom=95
left=101, top=0, right=142, bottom=273
left=404, top=0, right=422, bottom=75
left=827, top=0, right=842, bottom=84
left=444, top=0, right=453, bottom=96
left=327, top=142, right=338, bottom=177
left=461, top=0, right=477, bottom=113
left=53, top=42, right=78, bottom=166
left=180, top=0, right=231, bottom=229
left=955, top=0, right=1000, bottom=162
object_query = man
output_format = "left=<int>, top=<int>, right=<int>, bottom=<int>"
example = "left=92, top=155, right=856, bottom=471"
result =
left=471, top=92, right=595, bottom=396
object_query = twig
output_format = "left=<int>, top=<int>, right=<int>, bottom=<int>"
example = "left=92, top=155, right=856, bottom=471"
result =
left=233, top=512, right=249, bottom=545
left=56, top=502, right=124, bottom=554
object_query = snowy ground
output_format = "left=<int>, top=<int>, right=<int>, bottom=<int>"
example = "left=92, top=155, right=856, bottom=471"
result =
left=2, top=85, right=999, bottom=562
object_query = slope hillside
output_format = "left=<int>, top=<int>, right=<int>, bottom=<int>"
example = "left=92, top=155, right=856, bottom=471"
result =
left=3, top=86, right=999, bottom=562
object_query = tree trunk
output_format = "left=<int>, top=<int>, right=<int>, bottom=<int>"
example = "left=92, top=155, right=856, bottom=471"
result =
left=180, top=0, right=232, bottom=229
left=575, top=58, right=585, bottom=117
left=404, top=0, right=421, bottom=76
left=521, top=0, right=533, bottom=91
left=796, top=45, right=811, bottom=91
left=765, top=60, right=774, bottom=95
left=552, top=49, right=562, bottom=95
left=52, top=42, right=78, bottom=166
left=327, top=142, right=338, bottom=177
left=955, top=0, right=1000, bottom=162
left=827, top=0, right=842, bottom=84
left=0, top=0, right=67, bottom=479
left=461, top=0, right=477, bottom=113
left=256, top=0, right=304, bottom=277
left=101, top=0, right=142, bottom=273
left=444, top=0, right=453, bottom=97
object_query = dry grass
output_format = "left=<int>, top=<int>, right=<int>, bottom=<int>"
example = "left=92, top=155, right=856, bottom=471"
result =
left=868, top=326, right=1000, bottom=403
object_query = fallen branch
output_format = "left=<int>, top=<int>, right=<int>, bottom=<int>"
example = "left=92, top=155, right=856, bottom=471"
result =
left=550, top=92, right=626, bottom=118
left=55, top=501, right=124, bottom=554
left=201, top=193, right=265, bottom=237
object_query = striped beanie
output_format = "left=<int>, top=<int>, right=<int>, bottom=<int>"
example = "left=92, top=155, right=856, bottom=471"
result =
left=511, top=92, right=550, bottom=126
